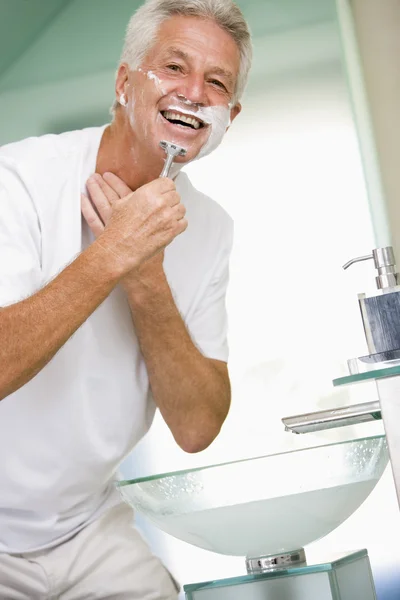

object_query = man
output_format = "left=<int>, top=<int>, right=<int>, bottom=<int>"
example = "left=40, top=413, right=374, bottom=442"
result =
left=0, top=0, right=252, bottom=597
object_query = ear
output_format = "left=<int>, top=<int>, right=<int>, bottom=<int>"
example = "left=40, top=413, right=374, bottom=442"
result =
left=115, top=64, right=130, bottom=103
left=226, top=102, right=242, bottom=131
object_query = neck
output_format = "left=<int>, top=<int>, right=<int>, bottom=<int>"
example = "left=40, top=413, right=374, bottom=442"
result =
left=95, top=116, right=174, bottom=191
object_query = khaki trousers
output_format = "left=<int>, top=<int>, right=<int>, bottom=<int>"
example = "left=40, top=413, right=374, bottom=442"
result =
left=0, top=503, right=179, bottom=599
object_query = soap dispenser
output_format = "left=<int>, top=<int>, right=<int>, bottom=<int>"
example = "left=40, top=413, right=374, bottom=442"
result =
left=343, top=246, right=400, bottom=360
left=281, top=248, right=397, bottom=432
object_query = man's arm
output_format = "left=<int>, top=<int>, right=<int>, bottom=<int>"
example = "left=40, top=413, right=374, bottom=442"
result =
left=123, top=260, right=231, bottom=454
left=83, top=172, right=232, bottom=453
left=0, top=241, right=120, bottom=401
left=0, top=177, right=187, bottom=401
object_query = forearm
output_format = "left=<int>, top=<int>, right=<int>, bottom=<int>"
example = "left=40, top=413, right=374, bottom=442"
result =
left=125, top=276, right=231, bottom=453
left=0, top=240, right=121, bottom=401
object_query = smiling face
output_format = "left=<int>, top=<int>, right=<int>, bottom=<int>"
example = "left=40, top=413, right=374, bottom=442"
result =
left=115, top=15, right=242, bottom=165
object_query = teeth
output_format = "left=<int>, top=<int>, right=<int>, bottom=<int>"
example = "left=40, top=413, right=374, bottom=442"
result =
left=163, top=111, right=201, bottom=129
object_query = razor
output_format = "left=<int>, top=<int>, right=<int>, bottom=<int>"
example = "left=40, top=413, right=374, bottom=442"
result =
left=159, top=140, right=187, bottom=178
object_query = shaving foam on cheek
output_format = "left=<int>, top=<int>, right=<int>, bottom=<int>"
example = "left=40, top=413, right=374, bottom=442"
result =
left=137, top=68, right=167, bottom=95
left=127, top=69, right=166, bottom=137
left=159, top=103, right=231, bottom=161
left=195, top=105, right=231, bottom=160
left=177, top=94, right=196, bottom=106
left=161, top=105, right=208, bottom=121
left=126, top=95, right=136, bottom=131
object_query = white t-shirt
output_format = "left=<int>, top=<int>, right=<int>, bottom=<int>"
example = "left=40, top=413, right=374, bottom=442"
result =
left=0, top=126, right=233, bottom=553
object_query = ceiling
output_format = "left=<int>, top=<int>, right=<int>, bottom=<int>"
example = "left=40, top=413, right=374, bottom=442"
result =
left=0, top=0, right=336, bottom=92
left=0, top=0, right=71, bottom=80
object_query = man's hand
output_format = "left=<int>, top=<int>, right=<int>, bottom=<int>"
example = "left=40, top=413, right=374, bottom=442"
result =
left=81, top=172, right=187, bottom=278
left=82, top=171, right=131, bottom=236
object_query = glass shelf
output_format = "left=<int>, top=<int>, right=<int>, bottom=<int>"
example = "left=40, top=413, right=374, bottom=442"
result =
left=333, top=364, right=400, bottom=387
left=183, top=550, right=368, bottom=592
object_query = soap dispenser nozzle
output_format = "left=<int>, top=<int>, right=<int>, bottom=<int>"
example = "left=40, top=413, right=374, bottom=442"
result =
left=343, top=246, right=398, bottom=290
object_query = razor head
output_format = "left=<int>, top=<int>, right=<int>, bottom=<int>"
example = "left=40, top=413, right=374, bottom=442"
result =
left=159, top=140, right=187, bottom=157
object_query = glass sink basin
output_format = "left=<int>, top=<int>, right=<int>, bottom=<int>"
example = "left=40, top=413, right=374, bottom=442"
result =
left=118, top=435, right=388, bottom=558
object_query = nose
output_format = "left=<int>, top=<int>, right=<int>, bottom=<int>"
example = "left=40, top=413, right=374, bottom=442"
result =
left=177, top=73, right=207, bottom=106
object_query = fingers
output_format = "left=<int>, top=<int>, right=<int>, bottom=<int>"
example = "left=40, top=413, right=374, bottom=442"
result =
left=100, top=173, right=174, bottom=198
left=103, top=172, right=132, bottom=197
left=86, top=176, right=115, bottom=225
left=141, top=177, right=176, bottom=195
left=176, top=215, right=188, bottom=235
left=170, top=203, right=188, bottom=236
left=81, top=194, right=105, bottom=237
left=134, top=178, right=180, bottom=208
left=174, top=203, right=186, bottom=221
left=165, top=191, right=181, bottom=208
left=158, top=177, right=176, bottom=194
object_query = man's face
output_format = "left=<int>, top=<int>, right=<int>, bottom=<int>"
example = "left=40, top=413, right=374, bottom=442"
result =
left=118, top=15, right=242, bottom=163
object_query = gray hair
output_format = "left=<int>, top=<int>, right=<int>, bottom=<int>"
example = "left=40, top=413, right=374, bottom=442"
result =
left=111, top=0, right=252, bottom=113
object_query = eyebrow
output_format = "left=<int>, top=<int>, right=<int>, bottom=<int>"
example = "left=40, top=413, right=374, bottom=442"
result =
left=164, top=47, right=235, bottom=85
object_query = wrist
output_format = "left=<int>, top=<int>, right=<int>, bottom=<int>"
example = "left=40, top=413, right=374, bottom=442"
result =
left=91, top=236, right=130, bottom=282
left=122, top=254, right=169, bottom=298
left=123, top=274, right=170, bottom=304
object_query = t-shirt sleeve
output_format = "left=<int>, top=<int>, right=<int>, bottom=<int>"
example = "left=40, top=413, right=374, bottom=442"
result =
left=186, top=219, right=234, bottom=363
left=0, top=159, right=42, bottom=307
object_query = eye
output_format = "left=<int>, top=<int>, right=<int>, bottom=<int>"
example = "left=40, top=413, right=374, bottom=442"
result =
left=210, top=79, right=227, bottom=91
left=167, top=64, right=182, bottom=72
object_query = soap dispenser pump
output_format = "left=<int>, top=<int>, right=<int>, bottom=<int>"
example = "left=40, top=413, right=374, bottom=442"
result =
left=343, top=246, right=400, bottom=357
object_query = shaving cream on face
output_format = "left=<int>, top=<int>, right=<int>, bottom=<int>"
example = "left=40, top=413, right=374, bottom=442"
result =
left=131, top=68, right=168, bottom=142
left=195, top=105, right=231, bottom=159
left=126, top=93, right=136, bottom=131
left=129, top=68, right=232, bottom=167
left=161, top=103, right=230, bottom=176
left=137, top=68, right=167, bottom=95
left=177, top=94, right=195, bottom=106
left=159, top=102, right=231, bottom=160
left=127, top=69, right=162, bottom=137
